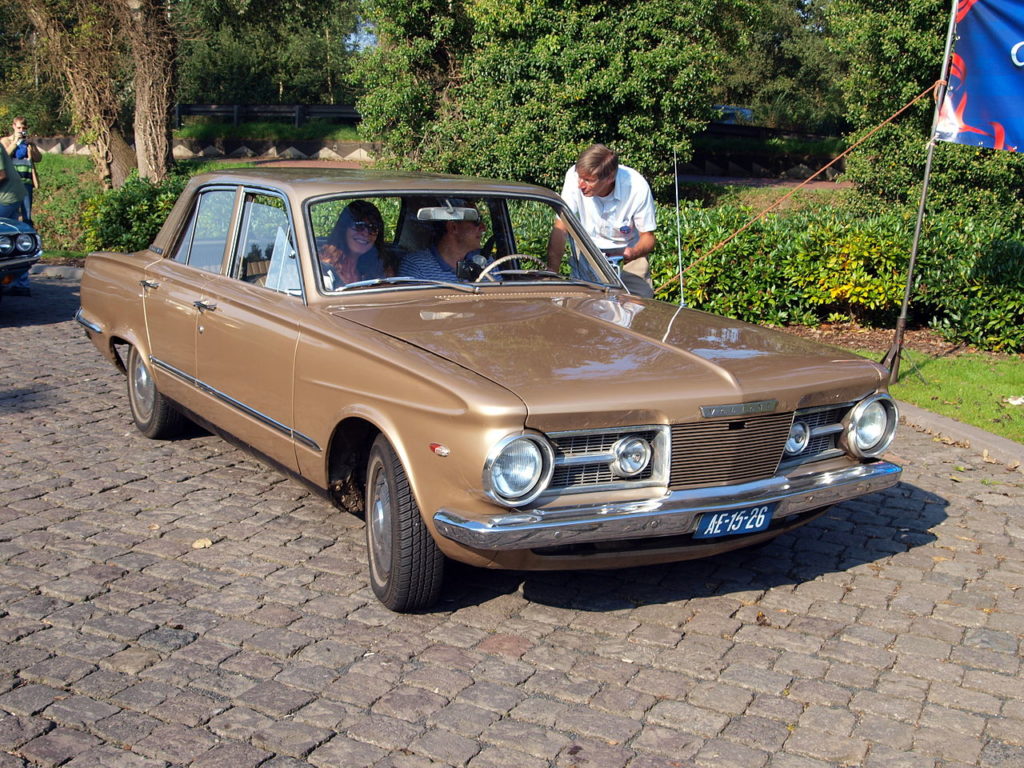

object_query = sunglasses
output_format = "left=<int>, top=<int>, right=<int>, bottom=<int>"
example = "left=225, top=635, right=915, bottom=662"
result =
left=350, top=220, right=380, bottom=235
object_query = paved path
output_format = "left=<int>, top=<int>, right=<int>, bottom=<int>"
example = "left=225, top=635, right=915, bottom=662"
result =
left=1, top=276, right=1022, bottom=768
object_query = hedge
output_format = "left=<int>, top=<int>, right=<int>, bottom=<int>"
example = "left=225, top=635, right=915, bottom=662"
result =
left=651, top=203, right=1024, bottom=353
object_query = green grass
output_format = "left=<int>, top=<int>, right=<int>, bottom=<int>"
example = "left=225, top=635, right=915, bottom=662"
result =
left=849, top=349, right=1024, bottom=444
left=174, top=119, right=360, bottom=143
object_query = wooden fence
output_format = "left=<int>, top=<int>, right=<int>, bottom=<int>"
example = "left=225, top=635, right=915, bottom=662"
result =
left=173, top=104, right=360, bottom=128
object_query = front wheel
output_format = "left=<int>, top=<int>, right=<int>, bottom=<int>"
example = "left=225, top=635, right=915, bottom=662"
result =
left=126, top=345, right=185, bottom=439
left=365, top=435, right=444, bottom=611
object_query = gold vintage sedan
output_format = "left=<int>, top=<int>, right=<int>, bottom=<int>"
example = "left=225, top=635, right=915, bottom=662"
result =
left=77, top=168, right=901, bottom=611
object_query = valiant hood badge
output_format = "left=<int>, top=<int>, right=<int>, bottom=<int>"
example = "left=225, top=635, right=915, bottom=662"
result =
left=700, top=400, right=778, bottom=418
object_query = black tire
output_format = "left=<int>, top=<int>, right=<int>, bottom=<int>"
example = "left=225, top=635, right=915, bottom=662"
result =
left=126, top=345, right=186, bottom=439
left=365, top=434, right=444, bottom=611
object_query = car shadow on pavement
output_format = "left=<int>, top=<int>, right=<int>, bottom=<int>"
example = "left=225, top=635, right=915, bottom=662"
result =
left=0, top=280, right=82, bottom=327
left=439, top=481, right=947, bottom=612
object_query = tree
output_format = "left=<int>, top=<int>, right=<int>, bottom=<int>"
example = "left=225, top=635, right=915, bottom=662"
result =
left=119, top=0, right=176, bottom=182
left=715, top=0, right=847, bottom=135
left=174, top=0, right=361, bottom=105
left=355, top=0, right=752, bottom=197
left=0, top=8, right=67, bottom=134
left=24, top=0, right=137, bottom=187
left=354, top=0, right=473, bottom=168
left=23, top=0, right=175, bottom=186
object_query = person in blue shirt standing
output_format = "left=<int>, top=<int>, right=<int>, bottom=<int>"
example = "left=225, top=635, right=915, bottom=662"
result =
left=1, top=117, right=40, bottom=297
left=1, top=118, right=41, bottom=226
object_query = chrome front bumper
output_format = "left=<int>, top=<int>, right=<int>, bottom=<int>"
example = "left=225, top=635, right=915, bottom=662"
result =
left=433, top=460, right=902, bottom=551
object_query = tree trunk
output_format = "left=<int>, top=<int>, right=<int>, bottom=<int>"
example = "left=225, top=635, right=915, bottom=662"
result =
left=119, top=0, right=175, bottom=182
left=108, top=131, right=139, bottom=189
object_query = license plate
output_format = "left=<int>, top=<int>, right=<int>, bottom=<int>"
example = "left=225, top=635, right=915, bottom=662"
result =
left=694, top=504, right=775, bottom=539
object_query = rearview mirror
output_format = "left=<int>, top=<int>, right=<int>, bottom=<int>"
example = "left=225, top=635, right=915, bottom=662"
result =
left=416, top=205, right=480, bottom=222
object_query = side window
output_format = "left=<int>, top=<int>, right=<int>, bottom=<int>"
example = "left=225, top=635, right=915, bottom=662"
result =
left=171, top=188, right=235, bottom=273
left=234, top=193, right=301, bottom=295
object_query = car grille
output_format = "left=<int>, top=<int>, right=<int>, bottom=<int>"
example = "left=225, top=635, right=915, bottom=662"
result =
left=546, top=404, right=853, bottom=495
left=669, top=412, right=793, bottom=489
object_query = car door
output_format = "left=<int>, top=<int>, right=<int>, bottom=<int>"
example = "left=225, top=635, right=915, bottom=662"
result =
left=143, top=186, right=238, bottom=409
left=193, top=189, right=306, bottom=472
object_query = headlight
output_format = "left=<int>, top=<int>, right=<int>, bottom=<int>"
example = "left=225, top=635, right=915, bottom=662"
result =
left=611, top=435, right=652, bottom=477
left=0, top=236, right=12, bottom=255
left=845, top=394, right=898, bottom=458
left=784, top=421, right=811, bottom=455
left=484, top=434, right=554, bottom=506
left=15, top=233, right=36, bottom=253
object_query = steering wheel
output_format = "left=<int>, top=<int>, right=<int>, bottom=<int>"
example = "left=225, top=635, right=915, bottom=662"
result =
left=474, top=253, right=548, bottom=282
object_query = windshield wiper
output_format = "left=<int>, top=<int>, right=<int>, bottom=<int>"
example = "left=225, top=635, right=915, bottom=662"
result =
left=333, top=276, right=479, bottom=294
left=484, top=268, right=567, bottom=280
left=484, top=270, right=613, bottom=292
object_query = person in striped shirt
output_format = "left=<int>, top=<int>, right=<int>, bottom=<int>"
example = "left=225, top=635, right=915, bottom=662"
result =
left=399, top=203, right=490, bottom=281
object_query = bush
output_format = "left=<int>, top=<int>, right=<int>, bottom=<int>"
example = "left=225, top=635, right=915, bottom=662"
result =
left=916, top=215, right=1024, bottom=352
left=650, top=203, right=1024, bottom=352
left=81, top=171, right=190, bottom=253
left=32, top=155, right=104, bottom=252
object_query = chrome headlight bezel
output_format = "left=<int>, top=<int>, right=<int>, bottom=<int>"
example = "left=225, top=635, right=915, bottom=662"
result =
left=784, top=420, right=811, bottom=456
left=0, top=236, right=13, bottom=255
left=610, top=435, right=653, bottom=478
left=843, top=394, right=899, bottom=458
left=15, top=233, right=37, bottom=253
left=483, top=433, right=555, bottom=507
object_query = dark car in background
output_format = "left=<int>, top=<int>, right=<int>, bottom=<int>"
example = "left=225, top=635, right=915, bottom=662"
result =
left=0, top=218, right=42, bottom=301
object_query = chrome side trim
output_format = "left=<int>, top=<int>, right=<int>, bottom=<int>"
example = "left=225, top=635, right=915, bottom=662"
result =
left=433, top=460, right=902, bottom=551
left=151, top=357, right=197, bottom=386
left=151, top=356, right=321, bottom=452
left=74, top=308, right=104, bottom=334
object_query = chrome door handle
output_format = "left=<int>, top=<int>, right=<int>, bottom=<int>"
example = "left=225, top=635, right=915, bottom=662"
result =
left=193, top=300, right=217, bottom=312
left=139, top=279, right=159, bottom=289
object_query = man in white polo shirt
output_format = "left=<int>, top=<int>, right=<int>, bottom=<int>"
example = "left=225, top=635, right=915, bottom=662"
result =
left=546, top=143, right=657, bottom=292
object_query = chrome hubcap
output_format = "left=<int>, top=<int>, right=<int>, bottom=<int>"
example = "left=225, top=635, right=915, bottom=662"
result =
left=131, top=354, right=155, bottom=421
left=369, top=467, right=392, bottom=580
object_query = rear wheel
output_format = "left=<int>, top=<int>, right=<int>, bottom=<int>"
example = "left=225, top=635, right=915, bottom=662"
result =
left=365, top=435, right=444, bottom=611
left=126, top=345, right=185, bottom=439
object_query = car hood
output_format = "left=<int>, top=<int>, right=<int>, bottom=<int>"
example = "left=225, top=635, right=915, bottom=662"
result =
left=335, top=291, right=888, bottom=426
left=0, top=217, right=35, bottom=235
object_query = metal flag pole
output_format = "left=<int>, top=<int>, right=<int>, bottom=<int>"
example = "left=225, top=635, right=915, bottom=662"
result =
left=674, top=149, right=685, bottom=306
left=882, top=0, right=960, bottom=382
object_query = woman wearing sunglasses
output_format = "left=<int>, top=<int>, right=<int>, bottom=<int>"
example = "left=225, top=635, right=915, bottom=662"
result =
left=319, top=200, right=392, bottom=288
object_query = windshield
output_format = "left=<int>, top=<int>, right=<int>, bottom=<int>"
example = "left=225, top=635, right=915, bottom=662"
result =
left=307, top=193, right=620, bottom=293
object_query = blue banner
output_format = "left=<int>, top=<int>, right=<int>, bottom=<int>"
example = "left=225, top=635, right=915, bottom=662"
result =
left=936, top=0, right=1024, bottom=151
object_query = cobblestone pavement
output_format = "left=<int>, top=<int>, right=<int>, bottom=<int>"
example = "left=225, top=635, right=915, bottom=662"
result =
left=2, top=277, right=1023, bottom=768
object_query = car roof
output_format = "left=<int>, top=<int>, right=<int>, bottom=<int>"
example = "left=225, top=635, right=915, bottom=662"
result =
left=186, top=166, right=563, bottom=201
